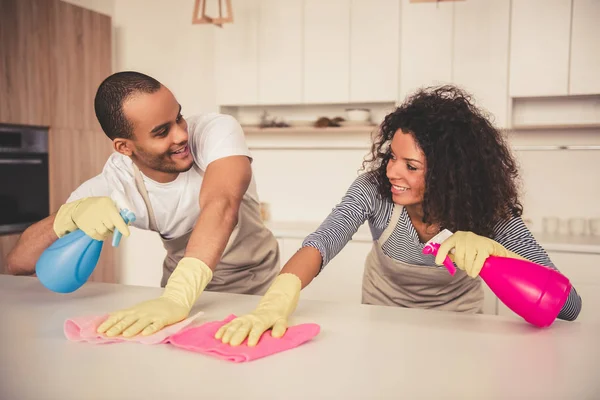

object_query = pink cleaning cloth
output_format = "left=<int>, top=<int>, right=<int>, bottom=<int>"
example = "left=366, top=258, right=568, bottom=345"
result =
left=168, top=314, right=320, bottom=362
left=64, top=311, right=204, bottom=344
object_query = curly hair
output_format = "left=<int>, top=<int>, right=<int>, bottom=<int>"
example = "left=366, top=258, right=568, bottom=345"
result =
left=362, top=85, right=523, bottom=238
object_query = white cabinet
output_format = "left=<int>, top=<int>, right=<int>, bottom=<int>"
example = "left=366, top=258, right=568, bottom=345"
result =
left=453, top=0, right=511, bottom=128
left=349, top=0, right=400, bottom=103
left=569, top=0, right=600, bottom=95
left=214, top=0, right=259, bottom=105
left=257, top=0, right=303, bottom=104
left=399, top=0, right=453, bottom=101
left=279, top=238, right=372, bottom=304
left=303, top=0, right=351, bottom=103
left=497, top=252, right=600, bottom=323
left=509, top=0, right=572, bottom=97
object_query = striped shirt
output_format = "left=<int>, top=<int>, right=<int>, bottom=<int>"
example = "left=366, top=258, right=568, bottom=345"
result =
left=302, top=172, right=582, bottom=321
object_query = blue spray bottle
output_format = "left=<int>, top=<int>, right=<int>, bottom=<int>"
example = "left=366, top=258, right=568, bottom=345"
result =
left=36, top=191, right=136, bottom=293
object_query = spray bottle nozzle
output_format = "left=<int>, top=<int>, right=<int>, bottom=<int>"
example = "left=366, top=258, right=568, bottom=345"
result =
left=111, top=209, right=136, bottom=247
left=422, top=229, right=456, bottom=276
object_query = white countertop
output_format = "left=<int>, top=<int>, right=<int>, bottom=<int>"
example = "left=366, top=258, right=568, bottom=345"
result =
left=1, top=275, right=599, bottom=399
left=265, top=220, right=600, bottom=254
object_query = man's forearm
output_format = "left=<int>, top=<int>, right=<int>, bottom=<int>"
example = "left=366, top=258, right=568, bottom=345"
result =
left=184, top=199, right=239, bottom=270
left=7, top=214, right=58, bottom=275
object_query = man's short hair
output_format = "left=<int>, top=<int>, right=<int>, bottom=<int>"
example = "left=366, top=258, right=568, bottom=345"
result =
left=94, top=71, right=162, bottom=140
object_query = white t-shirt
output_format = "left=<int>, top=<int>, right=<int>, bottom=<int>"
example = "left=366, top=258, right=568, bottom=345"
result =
left=67, top=113, right=259, bottom=239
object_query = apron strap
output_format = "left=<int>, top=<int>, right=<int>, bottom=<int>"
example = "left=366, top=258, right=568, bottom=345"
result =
left=131, top=162, right=160, bottom=232
left=378, top=204, right=403, bottom=244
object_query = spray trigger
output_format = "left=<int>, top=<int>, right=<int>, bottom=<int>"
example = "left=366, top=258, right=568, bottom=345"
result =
left=112, top=209, right=136, bottom=247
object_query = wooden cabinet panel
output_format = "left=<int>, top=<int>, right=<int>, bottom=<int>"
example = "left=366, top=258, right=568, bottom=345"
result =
left=52, top=0, right=111, bottom=130
left=48, top=128, right=115, bottom=283
left=0, top=0, right=54, bottom=126
left=0, top=0, right=114, bottom=283
left=48, top=128, right=114, bottom=213
left=0, top=0, right=22, bottom=124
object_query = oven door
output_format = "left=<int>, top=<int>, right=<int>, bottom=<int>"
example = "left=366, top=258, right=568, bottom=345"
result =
left=0, top=152, right=50, bottom=234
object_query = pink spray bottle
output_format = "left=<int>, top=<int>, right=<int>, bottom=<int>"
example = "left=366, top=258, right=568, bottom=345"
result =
left=422, top=229, right=572, bottom=327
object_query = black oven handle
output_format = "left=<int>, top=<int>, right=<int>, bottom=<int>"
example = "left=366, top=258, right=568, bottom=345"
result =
left=0, top=158, right=43, bottom=165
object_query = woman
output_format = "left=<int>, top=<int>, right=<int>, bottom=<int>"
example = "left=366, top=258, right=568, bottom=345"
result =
left=215, top=85, right=582, bottom=347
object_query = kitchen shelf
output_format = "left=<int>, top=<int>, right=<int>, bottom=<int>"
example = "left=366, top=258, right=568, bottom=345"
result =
left=512, top=123, right=600, bottom=131
left=512, top=145, right=600, bottom=151
left=242, top=126, right=378, bottom=134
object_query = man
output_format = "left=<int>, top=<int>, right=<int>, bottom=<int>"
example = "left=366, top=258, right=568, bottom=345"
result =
left=7, top=71, right=280, bottom=338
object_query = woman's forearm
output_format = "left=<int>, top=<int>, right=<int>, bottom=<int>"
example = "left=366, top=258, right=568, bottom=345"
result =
left=280, top=246, right=323, bottom=289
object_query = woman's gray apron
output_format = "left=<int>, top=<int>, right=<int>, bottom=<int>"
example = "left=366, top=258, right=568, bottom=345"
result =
left=362, top=204, right=483, bottom=313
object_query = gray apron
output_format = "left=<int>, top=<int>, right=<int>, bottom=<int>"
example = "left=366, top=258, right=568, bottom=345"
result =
left=362, top=204, right=484, bottom=313
left=131, top=163, right=279, bottom=295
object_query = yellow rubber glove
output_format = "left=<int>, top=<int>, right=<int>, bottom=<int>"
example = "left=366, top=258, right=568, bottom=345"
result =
left=53, top=196, right=130, bottom=241
left=435, top=231, right=526, bottom=278
left=97, top=257, right=213, bottom=337
left=215, top=273, right=302, bottom=347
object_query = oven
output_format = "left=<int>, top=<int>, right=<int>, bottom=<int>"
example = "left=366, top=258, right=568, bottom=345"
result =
left=0, top=124, right=49, bottom=234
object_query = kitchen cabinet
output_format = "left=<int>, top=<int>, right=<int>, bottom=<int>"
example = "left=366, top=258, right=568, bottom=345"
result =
left=303, top=0, right=351, bottom=104
left=453, top=0, right=511, bottom=128
left=214, top=0, right=259, bottom=105
left=0, top=0, right=109, bottom=129
left=257, top=0, right=303, bottom=105
left=0, top=0, right=54, bottom=126
left=399, top=0, right=453, bottom=101
left=350, top=0, right=400, bottom=103
left=216, top=0, right=400, bottom=105
left=0, top=0, right=115, bottom=283
left=52, top=0, right=112, bottom=131
left=509, top=0, right=572, bottom=97
left=569, top=0, right=600, bottom=95
left=497, top=252, right=600, bottom=323
left=51, top=3, right=115, bottom=281
left=48, top=128, right=114, bottom=213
